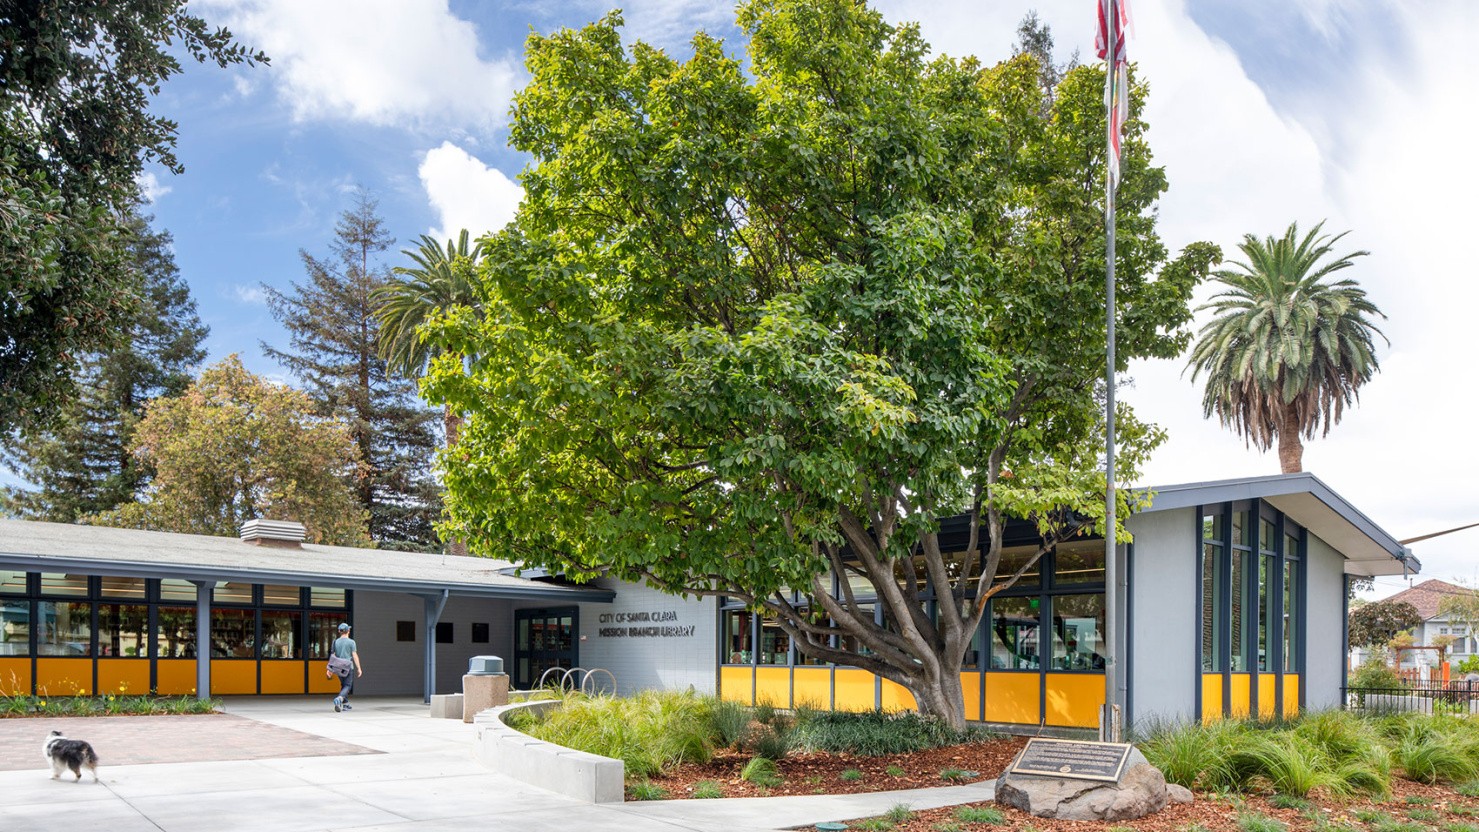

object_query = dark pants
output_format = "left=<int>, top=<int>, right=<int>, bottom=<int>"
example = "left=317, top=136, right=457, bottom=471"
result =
left=337, top=674, right=354, bottom=700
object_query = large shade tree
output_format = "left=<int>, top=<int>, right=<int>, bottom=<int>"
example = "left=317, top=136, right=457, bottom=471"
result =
left=424, top=0, right=1216, bottom=727
left=1186, top=222, right=1386, bottom=473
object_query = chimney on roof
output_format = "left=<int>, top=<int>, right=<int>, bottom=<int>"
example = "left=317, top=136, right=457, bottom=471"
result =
left=240, top=519, right=306, bottom=548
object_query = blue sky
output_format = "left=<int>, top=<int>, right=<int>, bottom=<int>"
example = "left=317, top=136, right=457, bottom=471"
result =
left=111, top=1, right=1479, bottom=594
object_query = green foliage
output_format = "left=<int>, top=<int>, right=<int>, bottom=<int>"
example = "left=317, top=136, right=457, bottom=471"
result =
left=0, top=1, right=264, bottom=435
left=1388, top=717, right=1479, bottom=784
left=1456, top=782, right=1479, bottom=797
left=853, top=819, right=895, bottom=832
left=886, top=764, right=907, bottom=777
left=1455, top=656, right=1479, bottom=676
left=424, top=0, right=1215, bottom=726
left=262, top=193, right=442, bottom=551
left=83, top=356, right=371, bottom=545
left=692, top=780, right=723, bottom=799
left=1187, top=221, right=1385, bottom=473
left=1269, top=795, right=1313, bottom=811
left=1442, top=823, right=1479, bottom=832
left=939, top=768, right=975, bottom=782
left=955, top=806, right=1005, bottom=824
left=626, top=781, right=668, bottom=800
left=1365, top=816, right=1426, bottom=832
left=1349, top=602, right=1424, bottom=651
left=790, top=709, right=993, bottom=756
left=1238, top=815, right=1288, bottom=832
left=512, top=690, right=718, bottom=779
left=934, top=823, right=965, bottom=832
left=752, top=724, right=794, bottom=760
left=740, top=755, right=782, bottom=787
left=884, top=804, right=914, bottom=823
left=375, top=230, right=484, bottom=379
left=1406, top=809, right=1440, bottom=822
left=1, top=691, right=217, bottom=717
left=710, top=698, right=752, bottom=748
left=1349, top=658, right=1409, bottom=691
left=840, top=768, right=864, bottom=782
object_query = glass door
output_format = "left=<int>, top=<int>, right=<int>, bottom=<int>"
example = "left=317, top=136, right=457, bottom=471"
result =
left=513, top=607, right=578, bottom=689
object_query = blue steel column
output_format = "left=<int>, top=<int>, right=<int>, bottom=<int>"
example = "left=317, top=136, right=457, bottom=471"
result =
left=192, top=580, right=211, bottom=701
left=422, top=590, right=449, bottom=704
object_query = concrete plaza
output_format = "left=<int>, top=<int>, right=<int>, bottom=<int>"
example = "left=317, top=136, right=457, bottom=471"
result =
left=0, top=696, right=995, bottom=832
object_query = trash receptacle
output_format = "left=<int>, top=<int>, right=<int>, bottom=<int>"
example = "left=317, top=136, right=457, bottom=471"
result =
left=468, top=655, right=504, bottom=675
left=463, top=656, right=509, bottom=723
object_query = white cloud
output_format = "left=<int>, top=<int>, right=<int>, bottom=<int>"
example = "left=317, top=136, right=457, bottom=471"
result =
left=418, top=142, right=523, bottom=241
left=199, top=0, right=519, bottom=132
left=137, top=171, right=172, bottom=203
left=232, top=285, right=266, bottom=304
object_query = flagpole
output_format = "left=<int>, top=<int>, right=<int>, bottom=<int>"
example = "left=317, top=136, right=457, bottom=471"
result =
left=1101, top=0, right=1122, bottom=744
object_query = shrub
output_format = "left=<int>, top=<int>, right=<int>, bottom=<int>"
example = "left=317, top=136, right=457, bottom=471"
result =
left=853, top=820, right=895, bottom=832
left=627, top=781, right=668, bottom=800
left=1139, top=719, right=1239, bottom=790
left=1406, top=809, right=1440, bottom=822
left=886, top=764, right=907, bottom=777
left=740, top=756, right=782, bottom=788
left=934, top=823, right=965, bottom=832
left=709, top=698, right=751, bottom=748
left=1442, top=824, right=1479, bottom=832
left=1269, top=795, right=1312, bottom=811
left=1458, top=782, right=1479, bottom=797
left=512, top=689, right=718, bottom=779
left=955, top=806, right=1005, bottom=824
left=752, top=700, right=777, bottom=726
left=885, top=804, right=914, bottom=823
left=1391, top=718, right=1479, bottom=784
left=1238, top=813, right=1287, bottom=832
left=692, top=780, right=723, bottom=799
left=752, top=725, right=793, bottom=761
left=790, top=709, right=993, bottom=756
left=840, top=768, right=864, bottom=782
left=939, top=768, right=976, bottom=782
left=1350, top=658, right=1409, bottom=691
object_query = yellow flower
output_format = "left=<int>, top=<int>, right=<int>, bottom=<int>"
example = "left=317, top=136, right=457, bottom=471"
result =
left=39, top=700, right=47, bottom=706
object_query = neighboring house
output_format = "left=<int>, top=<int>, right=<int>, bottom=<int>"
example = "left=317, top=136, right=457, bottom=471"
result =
left=1351, top=579, right=1478, bottom=670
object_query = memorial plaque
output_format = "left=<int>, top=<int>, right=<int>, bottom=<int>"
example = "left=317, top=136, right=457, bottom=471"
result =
left=1008, top=738, right=1134, bottom=783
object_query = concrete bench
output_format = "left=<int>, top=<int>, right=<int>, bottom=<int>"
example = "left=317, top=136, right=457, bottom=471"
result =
left=473, top=699, right=625, bottom=803
left=429, top=693, right=463, bottom=719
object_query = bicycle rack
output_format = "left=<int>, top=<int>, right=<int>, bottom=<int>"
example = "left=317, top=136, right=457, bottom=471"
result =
left=533, top=665, right=618, bottom=696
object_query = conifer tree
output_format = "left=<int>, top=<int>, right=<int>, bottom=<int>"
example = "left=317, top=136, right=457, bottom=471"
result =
left=261, top=192, right=442, bottom=550
left=3, top=211, right=208, bottom=521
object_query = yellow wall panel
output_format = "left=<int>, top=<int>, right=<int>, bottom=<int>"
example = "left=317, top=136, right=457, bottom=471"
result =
left=792, top=668, right=831, bottom=711
left=0, top=657, right=31, bottom=695
left=961, top=672, right=983, bottom=723
left=1283, top=675, right=1300, bottom=719
left=260, top=661, right=306, bottom=695
left=97, top=660, right=149, bottom=696
left=834, top=668, right=876, bottom=712
left=719, top=666, right=753, bottom=704
left=308, top=664, right=343, bottom=695
left=1045, top=673, right=1104, bottom=728
left=755, top=667, right=790, bottom=709
left=156, top=660, right=196, bottom=695
left=36, top=658, right=92, bottom=696
left=984, top=673, right=1039, bottom=725
left=880, top=679, right=917, bottom=713
left=1201, top=674, right=1223, bottom=722
left=1229, top=674, right=1251, bottom=719
left=210, top=660, right=257, bottom=695
left=1258, top=674, right=1277, bottom=720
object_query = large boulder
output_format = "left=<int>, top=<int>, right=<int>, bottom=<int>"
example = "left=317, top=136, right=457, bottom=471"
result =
left=995, top=747, right=1188, bottom=821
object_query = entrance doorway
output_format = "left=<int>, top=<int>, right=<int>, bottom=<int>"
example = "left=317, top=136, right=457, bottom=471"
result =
left=513, top=607, right=578, bottom=689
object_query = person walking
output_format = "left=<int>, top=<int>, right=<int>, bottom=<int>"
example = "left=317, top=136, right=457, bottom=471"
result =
left=327, top=622, right=362, bottom=712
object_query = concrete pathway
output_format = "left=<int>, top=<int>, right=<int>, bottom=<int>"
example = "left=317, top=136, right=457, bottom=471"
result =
left=0, top=697, right=995, bottom=832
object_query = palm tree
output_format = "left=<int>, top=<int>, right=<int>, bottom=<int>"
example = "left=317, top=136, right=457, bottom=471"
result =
left=1186, top=221, right=1386, bottom=473
left=374, top=231, right=483, bottom=554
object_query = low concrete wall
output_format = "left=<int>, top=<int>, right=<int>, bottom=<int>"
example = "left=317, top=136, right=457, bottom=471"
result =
left=473, top=699, right=625, bottom=804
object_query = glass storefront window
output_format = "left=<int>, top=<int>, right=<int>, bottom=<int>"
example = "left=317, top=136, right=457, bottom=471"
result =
left=0, top=600, right=29, bottom=655
left=262, top=585, right=301, bottom=606
left=261, top=610, right=301, bottom=658
left=155, top=607, right=198, bottom=658
left=1053, top=540, right=1105, bottom=586
left=992, top=545, right=1042, bottom=589
left=839, top=604, right=876, bottom=659
left=99, top=576, right=147, bottom=599
left=1260, top=518, right=1275, bottom=551
left=1202, top=541, right=1222, bottom=672
left=39, top=573, right=89, bottom=597
left=308, top=612, right=346, bottom=659
left=1230, top=551, right=1246, bottom=671
left=37, top=601, right=91, bottom=656
left=759, top=616, right=789, bottom=665
left=159, top=579, right=197, bottom=602
left=310, top=587, right=346, bottom=608
left=1232, top=511, right=1249, bottom=546
left=213, top=581, right=254, bottom=605
left=1050, top=594, right=1105, bottom=671
left=990, top=596, right=1040, bottom=669
left=842, top=571, right=877, bottom=601
left=0, top=571, right=28, bottom=595
left=1258, top=554, right=1275, bottom=672
left=1284, top=559, right=1299, bottom=672
left=98, top=604, right=148, bottom=657
left=211, top=608, right=256, bottom=658
left=723, top=610, right=753, bottom=664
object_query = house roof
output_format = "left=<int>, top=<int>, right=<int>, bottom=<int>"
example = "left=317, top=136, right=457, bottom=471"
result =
left=1139, top=472, right=1417, bottom=577
left=1378, top=579, right=1475, bottom=621
left=0, top=519, right=615, bottom=603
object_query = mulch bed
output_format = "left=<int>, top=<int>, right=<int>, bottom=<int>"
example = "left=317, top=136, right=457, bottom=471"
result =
left=636, top=734, right=1479, bottom=832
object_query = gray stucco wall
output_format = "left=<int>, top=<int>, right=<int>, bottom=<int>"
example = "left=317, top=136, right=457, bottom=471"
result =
left=1304, top=533, right=1346, bottom=710
left=557, top=578, right=717, bottom=697
left=1125, top=506, right=1198, bottom=727
left=350, top=590, right=516, bottom=696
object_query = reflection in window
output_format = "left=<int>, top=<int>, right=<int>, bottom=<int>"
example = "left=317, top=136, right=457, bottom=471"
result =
left=1050, top=594, right=1105, bottom=671
left=98, top=604, right=148, bottom=657
left=1230, top=551, right=1246, bottom=671
left=310, top=587, right=346, bottom=608
left=211, top=608, right=256, bottom=658
left=309, top=612, right=347, bottom=659
left=1053, top=541, right=1105, bottom=585
left=159, top=579, right=196, bottom=602
left=839, top=604, right=876, bottom=660
left=1283, top=555, right=1299, bottom=672
left=991, top=546, right=1042, bottom=589
left=990, top=596, right=1040, bottom=670
left=40, top=573, right=88, bottom=597
left=759, top=615, right=789, bottom=665
left=261, top=610, right=301, bottom=658
left=1258, top=554, right=1275, bottom=672
left=99, top=576, right=147, bottom=599
left=155, top=607, right=198, bottom=658
left=0, top=571, right=26, bottom=595
left=261, top=584, right=301, bottom=606
left=0, top=600, right=29, bottom=655
left=213, top=581, right=253, bottom=605
left=38, top=601, right=91, bottom=656
left=723, top=610, right=753, bottom=664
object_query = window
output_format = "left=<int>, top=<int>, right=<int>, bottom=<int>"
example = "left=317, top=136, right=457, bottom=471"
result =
left=436, top=622, right=453, bottom=644
left=0, top=600, right=30, bottom=655
left=310, top=587, right=346, bottom=608
left=1050, top=594, right=1105, bottom=671
left=0, top=571, right=26, bottom=595
left=1052, top=540, right=1105, bottom=586
left=212, top=581, right=253, bottom=605
left=310, top=613, right=347, bottom=658
left=38, top=601, right=91, bottom=656
left=1201, top=515, right=1224, bottom=672
left=155, top=607, right=198, bottom=658
left=990, top=596, right=1040, bottom=670
left=396, top=620, right=415, bottom=642
left=1257, top=553, right=1276, bottom=672
left=722, top=610, right=753, bottom=664
left=158, top=579, right=197, bottom=602
left=261, top=610, right=301, bottom=658
left=39, top=573, right=88, bottom=597
left=210, top=608, right=256, bottom=658
left=992, top=545, right=1042, bottom=589
left=1283, top=559, right=1299, bottom=672
left=758, top=614, right=789, bottom=665
left=261, top=585, right=301, bottom=606
left=1230, top=550, right=1247, bottom=672
left=99, top=577, right=147, bottom=600
left=97, top=604, right=148, bottom=658
left=472, top=622, right=489, bottom=643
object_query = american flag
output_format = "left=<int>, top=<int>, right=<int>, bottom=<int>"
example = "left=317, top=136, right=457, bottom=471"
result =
left=1096, top=0, right=1129, bottom=188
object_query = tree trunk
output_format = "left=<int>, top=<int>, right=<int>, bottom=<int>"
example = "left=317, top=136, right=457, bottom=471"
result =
left=901, top=665, right=968, bottom=731
left=1277, top=408, right=1304, bottom=473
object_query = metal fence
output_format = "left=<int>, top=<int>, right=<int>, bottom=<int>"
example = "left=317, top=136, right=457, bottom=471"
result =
left=1343, top=680, right=1479, bottom=716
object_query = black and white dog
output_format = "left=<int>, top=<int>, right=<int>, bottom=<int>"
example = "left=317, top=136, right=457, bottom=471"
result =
left=43, top=730, right=99, bottom=783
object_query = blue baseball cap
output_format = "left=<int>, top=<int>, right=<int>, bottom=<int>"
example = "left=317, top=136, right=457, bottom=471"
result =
left=338, top=623, right=351, bottom=632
